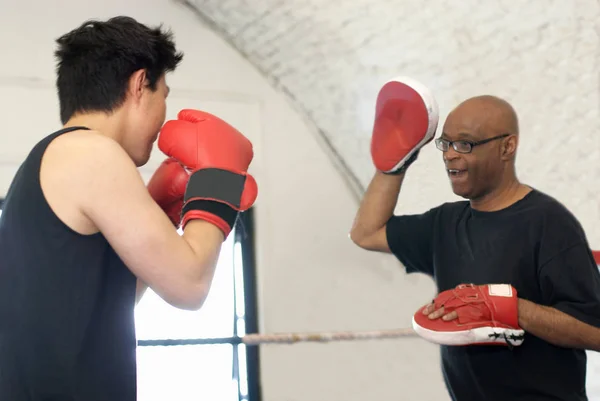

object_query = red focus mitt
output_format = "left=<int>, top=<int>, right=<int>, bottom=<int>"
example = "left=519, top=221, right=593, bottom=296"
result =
left=412, top=284, right=525, bottom=347
left=370, top=76, right=439, bottom=174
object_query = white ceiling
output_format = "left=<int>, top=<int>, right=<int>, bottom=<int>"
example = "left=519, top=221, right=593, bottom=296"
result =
left=184, top=0, right=600, bottom=199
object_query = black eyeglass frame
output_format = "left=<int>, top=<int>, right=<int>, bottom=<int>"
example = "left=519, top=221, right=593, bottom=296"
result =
left=435, top=133, right=511, bottom=154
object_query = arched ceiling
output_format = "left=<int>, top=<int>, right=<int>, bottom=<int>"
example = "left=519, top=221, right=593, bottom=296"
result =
left=183, top=0, right=600, bottom=200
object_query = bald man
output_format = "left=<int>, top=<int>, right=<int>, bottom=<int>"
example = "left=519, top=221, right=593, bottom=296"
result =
left=351, top=93, right=600, bottom=401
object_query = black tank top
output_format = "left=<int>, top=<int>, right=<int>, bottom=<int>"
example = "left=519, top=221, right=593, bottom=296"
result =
left=0, top=127, right=138, bottom=400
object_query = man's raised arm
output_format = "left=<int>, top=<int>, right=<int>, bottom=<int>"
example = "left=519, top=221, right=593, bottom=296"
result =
left=80, top=110, right=257, bottom=310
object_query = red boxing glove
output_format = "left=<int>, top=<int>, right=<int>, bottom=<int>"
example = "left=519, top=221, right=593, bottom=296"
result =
left=371, top=76, right=439, bottom=174
left=147, top=158, right=189, bottom=227
left=158, top=109, right=258, bottom=237
left=412, top=284, right=525, bottom=347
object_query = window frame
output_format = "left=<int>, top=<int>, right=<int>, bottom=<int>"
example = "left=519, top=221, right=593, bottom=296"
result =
left=234, top=208, right=261, bottom=401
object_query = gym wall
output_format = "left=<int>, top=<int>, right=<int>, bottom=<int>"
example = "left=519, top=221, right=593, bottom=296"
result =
left=0, top=1, right=443, bottom=400
left=0, top=1, right=598, bottom=401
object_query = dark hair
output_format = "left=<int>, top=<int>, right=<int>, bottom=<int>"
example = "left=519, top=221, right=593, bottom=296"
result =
left=54, top=16, right=184, bottom=124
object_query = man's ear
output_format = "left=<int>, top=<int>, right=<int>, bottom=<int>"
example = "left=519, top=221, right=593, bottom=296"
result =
left=128, top=69, right=148, bottom=103
left=501, top=134, right=518, bottom=160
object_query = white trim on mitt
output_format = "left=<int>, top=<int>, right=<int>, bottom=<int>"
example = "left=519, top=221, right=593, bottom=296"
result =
left=411, top=316, right=525, bottom=347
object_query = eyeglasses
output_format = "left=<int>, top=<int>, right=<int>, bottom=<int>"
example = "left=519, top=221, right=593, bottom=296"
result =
left=435, top=134, right=510, bottom=154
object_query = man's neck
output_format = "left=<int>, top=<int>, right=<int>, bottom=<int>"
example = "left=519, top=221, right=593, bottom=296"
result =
left=64, top=112, right=125, bottom=144
left=470, top=178, right=531, bottom=212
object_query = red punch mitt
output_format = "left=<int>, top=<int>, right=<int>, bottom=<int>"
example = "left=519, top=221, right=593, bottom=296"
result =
left=158, top=109, right=258, bottom=238
left=371, top=76, right=439, bottom=174
left=412, top=284, right=525, bottom=347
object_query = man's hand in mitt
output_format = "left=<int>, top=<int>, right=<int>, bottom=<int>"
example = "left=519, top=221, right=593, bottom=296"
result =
left=370, top=76, right=438, bottom=174
left=412, top=284, right=525, bottom=347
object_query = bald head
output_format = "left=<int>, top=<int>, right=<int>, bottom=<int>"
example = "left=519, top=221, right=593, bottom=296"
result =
left=446, top=95, right=519, bottom=138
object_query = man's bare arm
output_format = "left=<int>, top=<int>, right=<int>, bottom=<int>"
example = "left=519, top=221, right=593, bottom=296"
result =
left=349, top=171, right=405, bottom=252
left=518, top=298, right=600, bottom=351
left=75, top=135, right=225, bottom=310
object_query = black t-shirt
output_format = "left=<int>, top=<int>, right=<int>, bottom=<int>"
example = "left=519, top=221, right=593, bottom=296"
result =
left=0, top=128, right=138, bottom=400
left=386, top=188, right=600, bottom=401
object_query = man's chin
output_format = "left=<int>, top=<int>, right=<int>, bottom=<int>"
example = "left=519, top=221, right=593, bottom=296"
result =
left=138, top=144, right=156, bottom=167
left=450, top=183, right=473, bottom=199
left=134, top=153, right=151, bottom=168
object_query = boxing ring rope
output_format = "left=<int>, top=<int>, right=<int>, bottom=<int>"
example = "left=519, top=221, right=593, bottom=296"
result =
left=138, top=251, right=600, bottom=348
left=137, top=327, right=417, bottom=347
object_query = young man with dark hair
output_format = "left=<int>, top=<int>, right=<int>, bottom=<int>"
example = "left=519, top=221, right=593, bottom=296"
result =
left=0, top=16, right=257, bottom=400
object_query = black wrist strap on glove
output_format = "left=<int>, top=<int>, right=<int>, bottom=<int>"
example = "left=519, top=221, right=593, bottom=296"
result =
left=182, top=168, right=246, bottom=227
left=182, top=199, right=239, bottom=228
left=184, top=168, right=246, bottom=207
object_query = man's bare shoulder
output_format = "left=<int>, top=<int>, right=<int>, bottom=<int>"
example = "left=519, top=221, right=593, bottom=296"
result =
left=45, top=129, right=134, bottom=171
left=41, top=129, right=141, bottom=234
left=50, top=129, right=144, bottom=197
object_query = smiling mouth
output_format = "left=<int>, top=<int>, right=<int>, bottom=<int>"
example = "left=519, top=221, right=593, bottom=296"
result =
left=447, top=169, right=467, bottom=177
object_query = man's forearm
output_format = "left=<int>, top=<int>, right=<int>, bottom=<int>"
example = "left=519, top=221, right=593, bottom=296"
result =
left=518, top=298, right=600, bottom=351
left=350, top=171, right=404, bottom=240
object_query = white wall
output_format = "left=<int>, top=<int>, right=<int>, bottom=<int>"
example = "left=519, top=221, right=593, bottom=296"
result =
left=0, top=1, right=445, bottom=401
left=1, top=1, right=599, bottom=401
